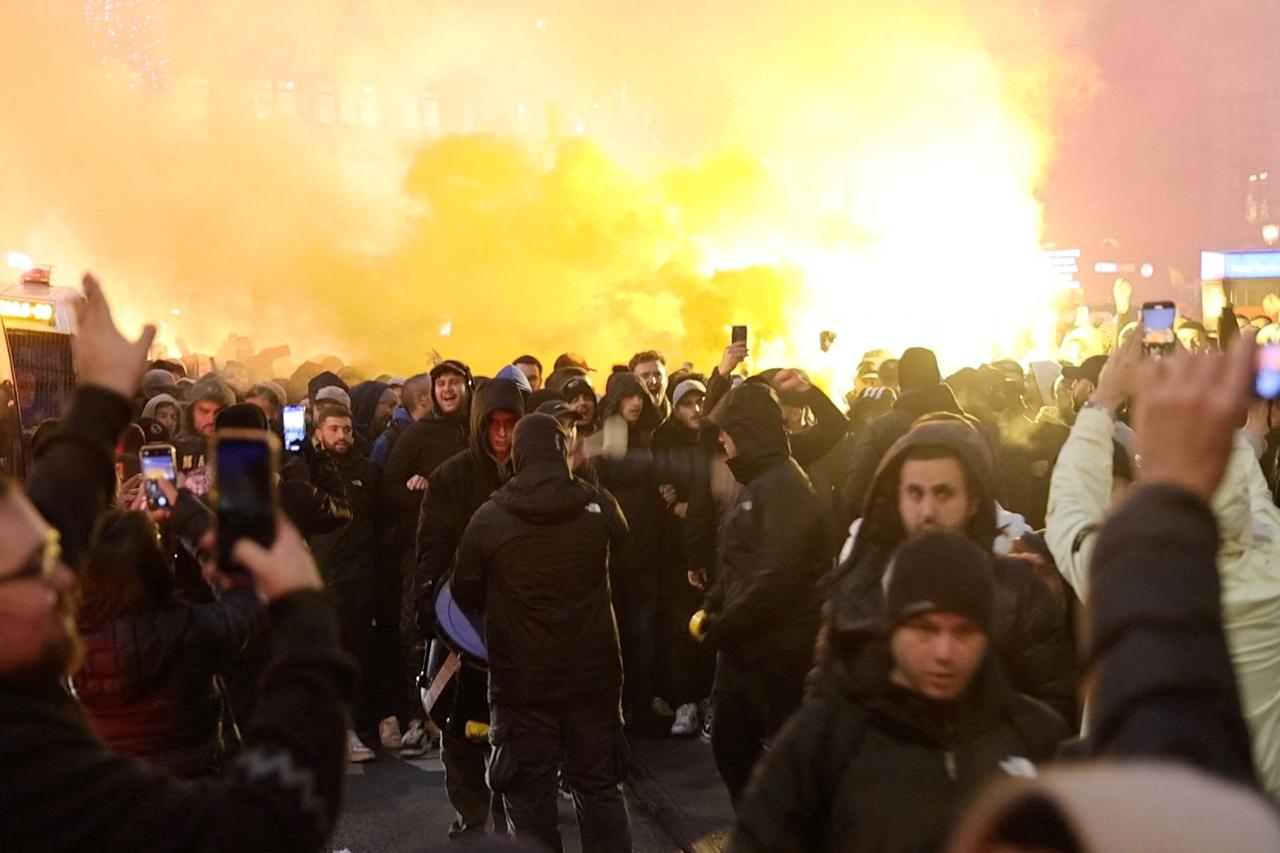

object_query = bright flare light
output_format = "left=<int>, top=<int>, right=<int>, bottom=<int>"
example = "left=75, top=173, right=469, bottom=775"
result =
left=5, top=251, right=33, bottom=272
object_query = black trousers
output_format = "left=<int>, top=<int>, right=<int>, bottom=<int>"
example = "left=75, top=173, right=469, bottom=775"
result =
left=488, top=692, right=632, bottom=853
left=711, top=652, right=808, bottom=807
left=611, top=567, right=658, bottom=718
left=330, top=579, right=376, bottom=732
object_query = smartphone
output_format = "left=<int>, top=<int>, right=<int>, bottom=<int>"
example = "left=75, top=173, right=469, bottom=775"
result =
left=282, top=404, right=307, bottom=454
left=1257, top=344, right=1280, bottom=400
left=731, top=325, right=748, bottom=347
left=210, top=430, right=280, bottom=574
left=1141, top=301, right=1177, bottom=357
left=140, top=443, right=177, bottom=510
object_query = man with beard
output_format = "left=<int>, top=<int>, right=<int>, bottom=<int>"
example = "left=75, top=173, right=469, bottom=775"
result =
left=563, top=376, right=600, bottom=436
left=307, top=403, right=386, bottom=763
left=823, top=417, right=1077, bottom=720
left=415, top=377, right=525, bottom=840
left=0, top=275, right=353, bottom=851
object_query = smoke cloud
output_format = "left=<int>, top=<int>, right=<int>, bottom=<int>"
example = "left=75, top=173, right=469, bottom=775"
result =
left=0, top=2, right=1094, bottom=388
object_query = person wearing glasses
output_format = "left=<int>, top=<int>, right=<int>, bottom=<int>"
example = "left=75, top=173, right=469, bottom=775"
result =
left=0, top=275, right=355, bottom=852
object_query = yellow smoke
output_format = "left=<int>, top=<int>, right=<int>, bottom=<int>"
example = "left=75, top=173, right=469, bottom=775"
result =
left=0, top=2, right=1093, bottom=394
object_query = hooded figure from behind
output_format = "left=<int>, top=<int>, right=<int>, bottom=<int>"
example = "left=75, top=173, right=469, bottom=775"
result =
left=452, top=413, right=632, bottom=852
left=698, top=382, right=831, bottom=805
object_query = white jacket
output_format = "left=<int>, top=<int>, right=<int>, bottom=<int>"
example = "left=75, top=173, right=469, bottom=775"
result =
left=1047, top=408, right=1280, bottom=794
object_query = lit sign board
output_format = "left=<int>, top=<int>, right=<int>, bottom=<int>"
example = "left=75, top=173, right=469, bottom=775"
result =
left=1202, top=250, right=1280, bottom=281
left=0, top=297, right=55, bottom=326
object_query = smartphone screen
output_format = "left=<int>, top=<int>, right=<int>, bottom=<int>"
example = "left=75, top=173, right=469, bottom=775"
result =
left=211, top=432, right=279, bottom=573
left=731, top=325, right=748, bottom=346
left=1142, top=302, right=1177, bottom=356
left=140, top=444, right=177, bottom=511
left=1257, top=345, right=1280, bottom=400
left=282, top=405, right=307, bottom=454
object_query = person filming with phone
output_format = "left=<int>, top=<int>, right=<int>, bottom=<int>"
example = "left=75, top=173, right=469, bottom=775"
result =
left=0, top=275, right=356, bottom=851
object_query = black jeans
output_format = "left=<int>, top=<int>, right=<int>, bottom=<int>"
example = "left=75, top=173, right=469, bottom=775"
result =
left=711, top=652, right=808, bottom=807
left=611, top=567, right=658, bottom=719
left=488, top=693, right=632, bottom=853
left=330, top=579, right=376, bottom=732
left=441, top=729, right=506, bottom=838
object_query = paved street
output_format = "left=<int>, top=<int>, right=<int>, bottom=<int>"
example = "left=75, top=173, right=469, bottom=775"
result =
left=330, top=736, right=732, bottom=852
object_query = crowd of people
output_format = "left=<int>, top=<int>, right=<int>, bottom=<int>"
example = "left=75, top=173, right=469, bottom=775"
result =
left=3, top=272, right=1280, bottom=852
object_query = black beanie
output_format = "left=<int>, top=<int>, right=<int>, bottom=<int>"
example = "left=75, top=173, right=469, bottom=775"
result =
left=512, top=412, right=569, bottom=473
left=899, top=347, right=942, bottom=393
left=886, top=532, right=994, bottom=632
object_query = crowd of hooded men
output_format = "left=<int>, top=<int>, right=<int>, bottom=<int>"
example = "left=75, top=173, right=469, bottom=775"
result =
left=4, top=274, right=1280, bottom=852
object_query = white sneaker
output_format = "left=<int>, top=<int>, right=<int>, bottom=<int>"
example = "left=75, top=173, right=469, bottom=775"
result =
left=379, top=716, right=403, bottom=750
left=671, top=703, right=700, bottom=737
left=399, top=719, right=428, bottom=758
left=347, top=730, right=376, bottom=763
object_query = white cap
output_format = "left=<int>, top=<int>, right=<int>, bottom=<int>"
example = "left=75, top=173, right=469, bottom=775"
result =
left=672, top=379, right=708, bottom=405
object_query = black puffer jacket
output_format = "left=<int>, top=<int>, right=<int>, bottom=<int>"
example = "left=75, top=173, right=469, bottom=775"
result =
left=595, top=372, right=667, bottom=573
left=72, top=590, right=265, bottom=778
left=822, top=420, right=1078, bottom=719
left=453, top=414, right=629, bottom=707
left=839, top=383, right=964, bottom=526
left=702, top=383, right=830, bottom=668
left=732, top=640, right=1067, bottom=853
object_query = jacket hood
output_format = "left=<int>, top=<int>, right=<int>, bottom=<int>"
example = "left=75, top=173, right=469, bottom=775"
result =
left=141, top=393, right=179, bottom=421
left=599, top=372, right=664, bottom=436
left=860, top=419, right=997, bottom=552
left=469, top=377, right=526, bottom=456
left=894, top=383, right=965, bottom=420
left=713, top=382, right=792, bottom=484
left=349, top=381, right=390, bottom=438
left=492, top=413, right=590, bottom=523
left=181, top=375, right=235, bottom=433
left=495, top=364, right=534, bottom=395
left=307, top=370, right=348, bottom=402
left=428, top=359, right=473, bottom=420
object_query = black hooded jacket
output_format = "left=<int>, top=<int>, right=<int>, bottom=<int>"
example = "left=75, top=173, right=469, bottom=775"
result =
left=414, top=378, right=526, bottom=603
left=382, top=377, right=471, bottom=531
left=840, top=383, right=965, bottom=526
left=348, top=381, right=390, bottom=442
left=821, top=420, right=1078, bottom=719
left=702, top=383, right=830, bottom=668
left=731, top=640, right=1067, bottom=853
left=595, top=372, right=668, bottom=573
left=306, top=446, right=383, bottom=587
left=453, top=414, right=629, bottom=707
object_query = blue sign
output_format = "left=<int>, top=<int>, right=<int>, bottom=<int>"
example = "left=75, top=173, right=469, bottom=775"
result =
left=1204, top=250, right=1280, bottom=280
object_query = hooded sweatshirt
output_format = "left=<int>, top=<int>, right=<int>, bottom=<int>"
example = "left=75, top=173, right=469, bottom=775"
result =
left=141, top=393, right=180, bottom=423
left=595, top=372, right=667, bottom=572
left=822, top=420, right=1077, bottom=719
left=348, top=380, right=391, bottom=442
left=494, top=364, right=533, bottom=396
left=453, top=414, right=628, bottom=706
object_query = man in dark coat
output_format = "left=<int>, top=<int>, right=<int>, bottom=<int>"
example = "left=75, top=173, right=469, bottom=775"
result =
left=414, top=376, right=524, bottom=839
left=731, top=533, right=1066, bottom=852
left=693, top=382, right=830, bottom=805
left=595, top=371, right=668, bottom=734
left=306, top=403, right=385, bottom=761
left=823, top=418, right=1078, bottom=720
left=454, top=414, right=632, bottom=853
left=839, top=346, right=964, bottom=526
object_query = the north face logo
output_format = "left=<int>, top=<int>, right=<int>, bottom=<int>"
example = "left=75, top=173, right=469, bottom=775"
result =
left=999, top=756, right=1036, bottom=778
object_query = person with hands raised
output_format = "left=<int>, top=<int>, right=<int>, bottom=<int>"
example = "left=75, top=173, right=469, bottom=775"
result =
left=0, top=273, right=356, bottom=851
